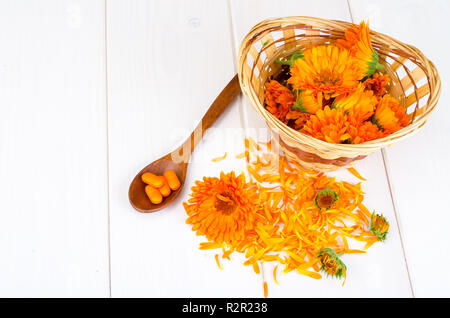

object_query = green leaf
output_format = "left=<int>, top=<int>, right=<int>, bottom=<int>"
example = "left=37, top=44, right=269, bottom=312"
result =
left=366, top=51, right=382, bottom=77
left=274, top=60, right=293, bottom=66
left=290, top=90, right=307, bottom=112
left=371, top=115, right=384, bottom=131
left=290, top=51, right=304, bottom=62
left=274, top=51, right=304, bottom=68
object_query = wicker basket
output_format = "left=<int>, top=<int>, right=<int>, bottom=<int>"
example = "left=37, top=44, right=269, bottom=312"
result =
left=237, top=16, right=441, bottom=172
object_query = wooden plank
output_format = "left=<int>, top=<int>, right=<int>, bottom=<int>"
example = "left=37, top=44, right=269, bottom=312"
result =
left=106, top=0, right=261, bottom=297
left=349, top=0, right=450, bottom=297
left=0, top=0, right=110, bottom=297
left=229, top=0, right=412, bottom=297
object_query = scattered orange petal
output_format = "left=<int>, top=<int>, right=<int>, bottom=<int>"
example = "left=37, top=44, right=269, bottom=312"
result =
left=273, top=266, right=279, bottom=285
left=186, top=123, right=385, bottom=286
left=347, top=167, right=366, bottom=181
left=211, top=152, right=227, bottom=162
left=215, top=254, right=223, bottom=270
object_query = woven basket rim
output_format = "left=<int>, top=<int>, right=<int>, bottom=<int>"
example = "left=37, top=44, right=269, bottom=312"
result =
left=238, top=16, right=441, bottom=152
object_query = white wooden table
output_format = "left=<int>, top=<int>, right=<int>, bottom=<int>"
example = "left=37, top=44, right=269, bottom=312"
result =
left=0, top=0, right=448, bottom=297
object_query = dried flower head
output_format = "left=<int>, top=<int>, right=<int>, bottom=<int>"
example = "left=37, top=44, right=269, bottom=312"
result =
left=314, top=186, right=339, bottom=210
left=317, top=248, right=347, bottom=279
left=370, top=213, right=389, bottom=242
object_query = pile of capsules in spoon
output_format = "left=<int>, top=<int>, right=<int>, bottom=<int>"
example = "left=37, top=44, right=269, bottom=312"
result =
left=141, top=170, right=180, bottom=204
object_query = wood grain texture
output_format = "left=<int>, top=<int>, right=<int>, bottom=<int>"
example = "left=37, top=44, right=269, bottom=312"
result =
left=0, top=0, right=109, bottom=297
left=106, top=0, right=260, bottom=297
left=1, top=0, right=445, bottom=298
left=230, top=0, right=412, bottom=297
left=349, top=0, right=450, bottom=297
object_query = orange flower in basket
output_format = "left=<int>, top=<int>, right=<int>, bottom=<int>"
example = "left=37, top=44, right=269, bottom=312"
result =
left=288, top=45, right=361, bottom=97
left=333, top=84, right=378, bottom=122
left=291, top=90, right=324, bottom=114
left=347, top=120, right=385, bottom=144
left=285, top=110, right=311, bottom=130
left=302, top=106, right=351, bottom=143
left=372, top=94, right=410, bottom=133
left=184, top=171, right=259, bottom=245
left=363, top=73, right=390, bottom=99
left=265, top=80, right=296, bottom=123
left=337, top=21, right=384, bottom=78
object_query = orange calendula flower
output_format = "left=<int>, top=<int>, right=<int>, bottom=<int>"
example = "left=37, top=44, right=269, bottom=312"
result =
left=333, top=84, right=378, bottom=122
left=288, top=45, right=361, bottom=97
left=184, top=171, right=259, bottom=245
left=302, top=106, right=351, bottom=143
left=363, top=73, right=390, bottom=99
left=337, top=21, right=384, bottom=77
left=265, top=80, right=296, bottom=123
left=347, top=120, right=385, bottom=144
left=285, top=110, right=311, bottom=130
left=372, top=94, right=409, bottom=133
left=291, top=90, right=324, bottom=115
left=370, top=213, right=389, bottom=242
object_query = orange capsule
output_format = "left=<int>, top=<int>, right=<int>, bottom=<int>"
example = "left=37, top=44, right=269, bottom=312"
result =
left=164, top=170, right=181, bottom=191
left=141, top=172, right=164, bottom=188
left=159, top=178, right=172, bottom=197
left=145, top=185, right=163, bottom=204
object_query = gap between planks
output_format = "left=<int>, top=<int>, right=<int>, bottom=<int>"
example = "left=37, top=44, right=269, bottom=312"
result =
left=226, top=0, right=252, bottom=141
left=104, top=0, right=113, bottom=298
left=346, top=0, right=415, bottom=297
left=226, top=0, right=267, bottom=296
left=381, top=149, right=415, bottom=297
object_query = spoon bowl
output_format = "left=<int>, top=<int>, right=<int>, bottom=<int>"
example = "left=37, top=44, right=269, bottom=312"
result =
left=129, top=153, right=188, bottom=213
left=129, top=74, right=241, bottom=213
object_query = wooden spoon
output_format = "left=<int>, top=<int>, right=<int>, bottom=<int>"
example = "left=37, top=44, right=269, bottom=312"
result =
left=129, top=74, right=241, bottom=213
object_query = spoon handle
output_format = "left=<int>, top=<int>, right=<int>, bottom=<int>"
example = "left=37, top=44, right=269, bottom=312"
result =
left=176, top=74, right=241, bottom=158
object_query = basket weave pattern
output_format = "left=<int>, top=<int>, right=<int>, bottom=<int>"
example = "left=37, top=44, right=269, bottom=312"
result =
left=238, top=17, right=441, bottom=171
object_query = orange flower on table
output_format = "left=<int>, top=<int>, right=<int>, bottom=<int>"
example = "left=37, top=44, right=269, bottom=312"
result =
left=264, top=80, right=296, bottom=123
left=337, top=21, right=384, bottom=78
left=302, top=106, right=351, bottom=143
left=372, top=94, right=409, bottom=133
left=333, top=84, right=378, bottom=122
left=363, top=73, right=390, bottom=99
left=183, top=172, right=259, bottom=245
left=288, top=45, right=361, bottom=97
